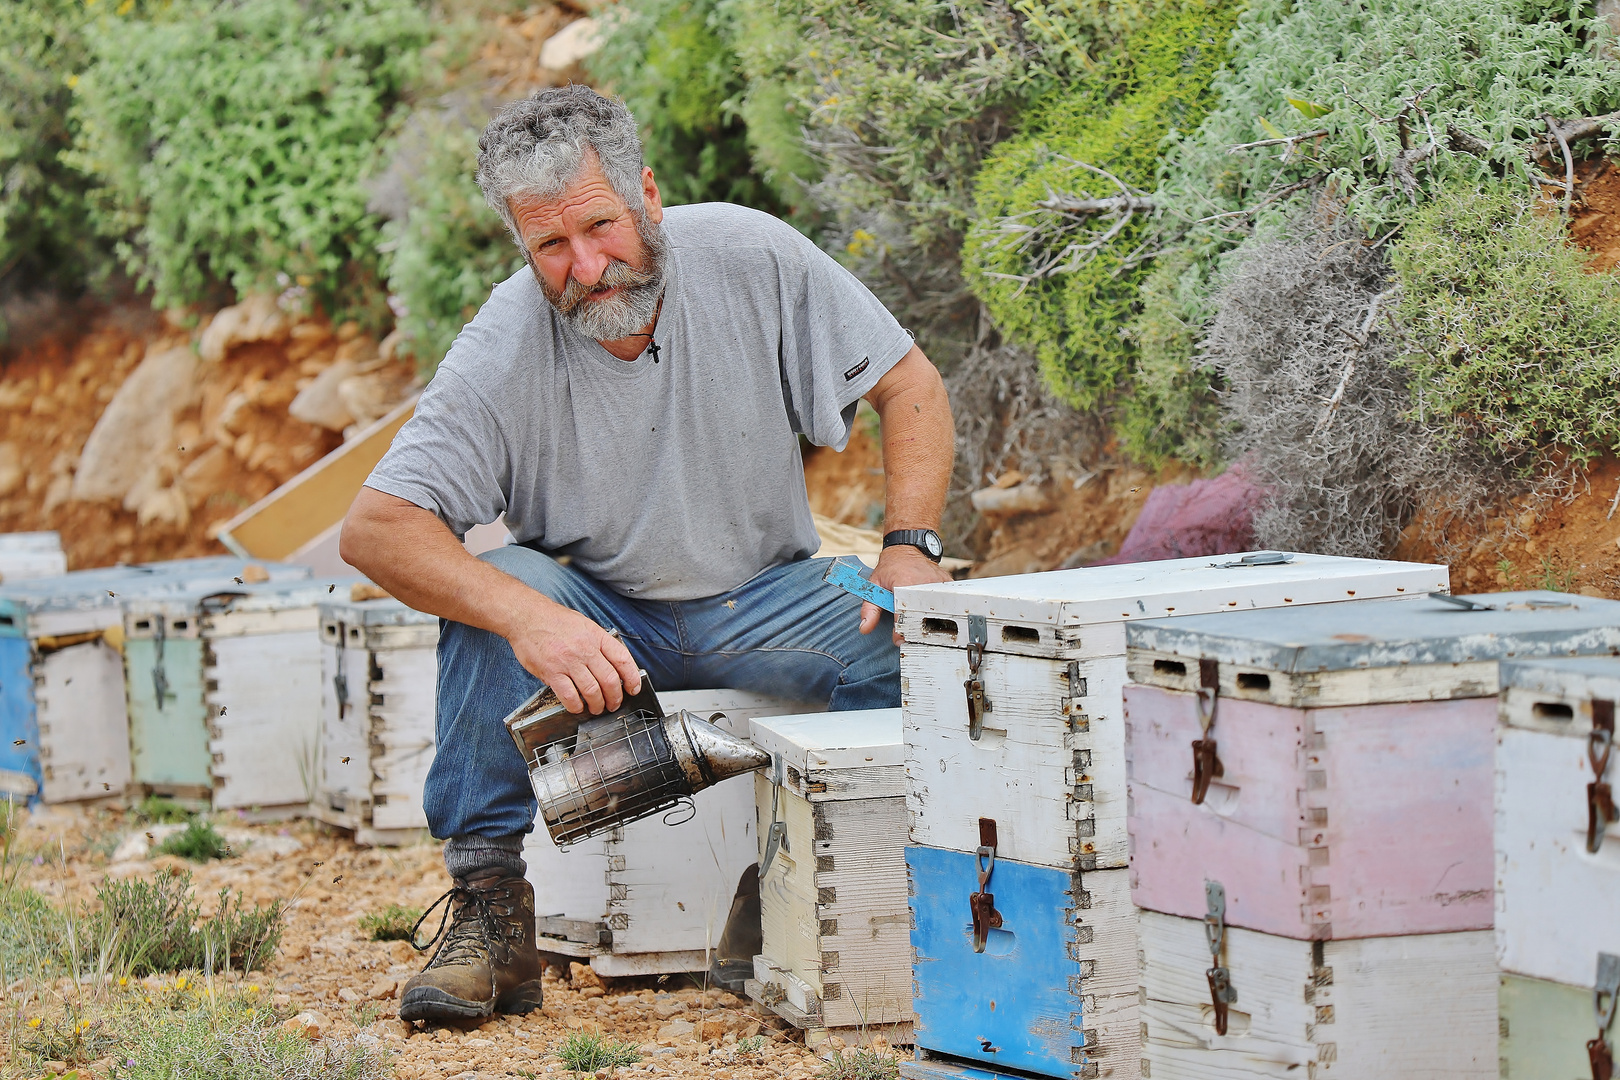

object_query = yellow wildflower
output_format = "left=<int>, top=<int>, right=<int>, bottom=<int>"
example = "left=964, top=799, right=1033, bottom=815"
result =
left=66, top=74, right=79, bottom=88
left=115, top=0, right=132, bottom=13
left=117, top=976, right=128, bottom=986
left=26, top=1017, right=40, bottom=1029
left=175, top=976, right=188, bottom=990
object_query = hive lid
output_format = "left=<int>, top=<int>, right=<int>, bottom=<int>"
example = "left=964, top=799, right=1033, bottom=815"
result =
left=0, top=532, right=61, bottom=553
left=895, top=550, right=1446, bottom=627
left=1499, top=655, right=1620, bottom=700
left=1127, top=591, right=1620, bottom=673
left=748, top=708, right=902, bottom=772
left=0, top=557, right=309, bottom=615
left=317, top=595, right=437, bottom=626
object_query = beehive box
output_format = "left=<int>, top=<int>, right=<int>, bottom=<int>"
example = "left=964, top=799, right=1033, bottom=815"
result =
left=0, top=532, right=66, bottom=584
left=895, top=552, right=1446, bottom=1080
left=896, top=552, right=1447, bottom=876
left=1124, top=590, right=1620, bottom=939
left=1495, top=657, right=1620, bottom=1078
left=744, top=707, right=910, bottom=1043
left=0, top=557, right=306, bottom=803
left=202, top=577, right=365, bottom=813
left=903, top=856, right=1138, bottom=1080
left=1136, top=910, right=1497, bottom=1079
left=314, top=596, right=439, bottom=844
left=523, top=689, right=812, bottom=978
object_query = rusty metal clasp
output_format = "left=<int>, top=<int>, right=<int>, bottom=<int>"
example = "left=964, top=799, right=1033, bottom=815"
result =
left=969, top=817, right=1003, bottom=953
left=965, top=616, right=991, bottom=741
left=1590, top=701, right=1617, bottom=855
left=1590, top=953, right=1620, bottom=1080
left=1204, top=880, right=1237, bottom=1035
left=1191, top=659, right=1224, bottom=804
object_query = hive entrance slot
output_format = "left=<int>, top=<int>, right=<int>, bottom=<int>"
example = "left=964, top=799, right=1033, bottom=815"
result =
left=1000, top=625, right=1039, bottom=644
left=1532, top=701, right=1574, bottom=721
left=922, top=618, right=958, bottom=637
left=1237, top=672, right=1271, bottom=691
left=1153, top=659, right=1187, bottom=677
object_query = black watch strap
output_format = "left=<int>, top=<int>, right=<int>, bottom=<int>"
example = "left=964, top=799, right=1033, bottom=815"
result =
left=883, top=528, right=944, bottom=563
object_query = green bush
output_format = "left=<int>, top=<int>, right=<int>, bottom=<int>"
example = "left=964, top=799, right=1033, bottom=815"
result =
left=590, top=0, right=796, bottom=215
left=134, top=795, right=191, bottom=825
left=69, top=0, right=430, bottom=319
left=1392, top=182, right=1620, bottom=462
left=963, top=0, right=1240, bottom=411
left=115, top=1000, right=391, bottom=1080
left=556, top=1031, right=642, bottom=1072
left=0, top=0, right=103, bottom=300
left=155, top=821, right=232, bottom=863
left=382, top=111, right=527, bottom=372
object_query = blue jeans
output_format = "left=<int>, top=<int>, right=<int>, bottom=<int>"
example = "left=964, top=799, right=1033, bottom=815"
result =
left=423, top=548, right=900, bottom=841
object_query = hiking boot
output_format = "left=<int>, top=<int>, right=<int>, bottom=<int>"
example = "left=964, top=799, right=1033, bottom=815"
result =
left=708, top=863, right=761, bottom=993
left=399, top=870, right=544, bottom=1022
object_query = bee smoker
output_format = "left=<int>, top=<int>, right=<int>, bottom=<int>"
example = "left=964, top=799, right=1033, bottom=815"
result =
left=504, top=671, right=769, bottom=846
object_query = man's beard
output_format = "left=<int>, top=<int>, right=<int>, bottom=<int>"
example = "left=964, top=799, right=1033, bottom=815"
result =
left=537, top=214, right=668, bottom=342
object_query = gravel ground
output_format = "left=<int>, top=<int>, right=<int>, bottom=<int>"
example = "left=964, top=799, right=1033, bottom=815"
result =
left=12, top=805, right=838, bottom=1079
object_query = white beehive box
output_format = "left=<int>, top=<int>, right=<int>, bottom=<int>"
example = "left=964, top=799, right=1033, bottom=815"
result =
left=0, top=532, right=66, bottom=584
left=1137, top=910, right=1496, bottom=1079
left=744, top=708, right=909, bottom=1043
left=315, top=596, right=438, bottom=844
left=523, top=689, right=812, bottom=978
left=202, top=577, right=365, bottom=813
left=1495, top=657, right=1620, bottom=1077
left=0, top=557, right=307, bottom=803
left=895, top=552, right=1448, bottom=876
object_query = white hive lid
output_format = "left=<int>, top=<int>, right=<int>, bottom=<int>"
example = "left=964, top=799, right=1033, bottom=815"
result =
left=894, top=550, right=1447, bottom=626
left=748, top=708, right=902, bottom=772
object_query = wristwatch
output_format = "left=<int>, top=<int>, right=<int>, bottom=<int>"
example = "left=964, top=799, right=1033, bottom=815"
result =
left=883, top=528, right=944, bottom=563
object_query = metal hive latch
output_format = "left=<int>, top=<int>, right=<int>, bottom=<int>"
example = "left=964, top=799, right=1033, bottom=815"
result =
left=969, top=817, right=1003, bottom=953
left=1589, top=699, right=1617, bottom=855
left=1204, top=879, right=1237, bottom=1036
left=1191, top=658, right=1224, bottom=804
left=964, top=616, right=991, bottom=740
left=1589, top=952, right=1619, bottom=1080
left=759, top=752, right=789, bottom=877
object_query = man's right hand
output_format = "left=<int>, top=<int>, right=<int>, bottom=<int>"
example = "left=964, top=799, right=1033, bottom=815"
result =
left=507, top=600, right=642, bottom=715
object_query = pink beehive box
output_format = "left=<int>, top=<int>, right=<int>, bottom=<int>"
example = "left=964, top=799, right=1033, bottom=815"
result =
left=1123, top=590, right=1620, bottom=940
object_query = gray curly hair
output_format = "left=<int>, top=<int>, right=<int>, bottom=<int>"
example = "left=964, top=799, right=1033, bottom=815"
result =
left=476, top=86, right=647, bottom=246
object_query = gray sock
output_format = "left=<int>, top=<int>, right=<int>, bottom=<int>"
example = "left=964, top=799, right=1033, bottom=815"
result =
left=443, top=834, right=527, bottom=881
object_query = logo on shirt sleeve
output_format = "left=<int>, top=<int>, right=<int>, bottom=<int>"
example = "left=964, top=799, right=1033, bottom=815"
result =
left=843, top=357, right=870, bottom=382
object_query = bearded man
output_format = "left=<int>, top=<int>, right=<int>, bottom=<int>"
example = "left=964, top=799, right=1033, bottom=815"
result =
left=340, top=85, right=954, bottom=1023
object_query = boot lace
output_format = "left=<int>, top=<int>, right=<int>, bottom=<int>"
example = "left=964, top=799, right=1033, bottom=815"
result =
left=410, top=878, right=524, bottom=978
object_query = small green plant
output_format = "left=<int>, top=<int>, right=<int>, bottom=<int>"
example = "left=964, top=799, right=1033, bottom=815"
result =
left=1538, top=556, right=1578, bottom=594
left=555, top=1030, right=643, bottom=1073
left=1498, top=558, right=1519, bottom=590
left=155, top=821, right=231, bottom=863
left=348, top=1000, right=385, bottom=1028
left=114, top=998, right=391, bottom=1080
left=819, top=1046, right=901, bottom=1080
left=736, top=1034, right=768, bottom=1054
left=135, top=795, right=191, bottom=825
left=357, top=903, right=424, bottom=942
left=17, top=1007, right=117, bottom=1067
left=93, top=869, right=284, bottom=975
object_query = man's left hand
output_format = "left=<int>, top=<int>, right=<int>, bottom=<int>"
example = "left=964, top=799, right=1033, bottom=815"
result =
left=861, top=545, right=953, bottom=640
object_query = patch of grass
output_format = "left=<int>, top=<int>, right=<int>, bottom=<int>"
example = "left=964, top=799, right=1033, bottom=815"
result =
left=737, top=1034, right=768, bottom=1054
left=17, top=1007, right=118, bottom=1066
left=155, top=821, right=232, bottom=863
left=135, top=795, right=191, bottom=825
left=94, top=869, right=284, bottom=976
left=357, top=904, right=423, bottom=942
left=555, top=1030, right=642, bottom=1073
left=820, top=1047, right=901, bottom=1080
left=112, top=998, right=391, bottom=1080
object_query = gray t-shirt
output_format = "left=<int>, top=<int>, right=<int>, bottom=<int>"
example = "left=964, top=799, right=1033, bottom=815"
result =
left=365, top=202, right=913, bottom=601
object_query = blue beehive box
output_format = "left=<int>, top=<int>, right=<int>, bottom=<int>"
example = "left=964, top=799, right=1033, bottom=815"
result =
left=0, top=556, right=309, bottom=803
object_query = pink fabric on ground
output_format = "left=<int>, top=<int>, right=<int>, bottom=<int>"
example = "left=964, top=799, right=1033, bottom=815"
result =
left=1094, top=467, right=1264, bottom=565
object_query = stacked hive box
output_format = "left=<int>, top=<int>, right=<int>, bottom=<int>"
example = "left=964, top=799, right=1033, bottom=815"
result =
left=1494, top=657, right=1620, bottom=1079
left=1124, top=591, right=1620, bottom=1079
left=314, top=596, right=439, bottom=844
left=0, top=557, right=306, bottom=803
left=745, top=707, right=909, bottom=1045
left=524, top=689, right=811, bottom=977
left=202, top=577, right=365, bottom=813
left=894, top=552, right=1447, bottom=1080
left=123, top=566, right=317, bottom=802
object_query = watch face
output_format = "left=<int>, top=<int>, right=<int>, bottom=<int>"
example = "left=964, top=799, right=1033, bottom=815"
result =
left=924, top=532, right=943, bottom=557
